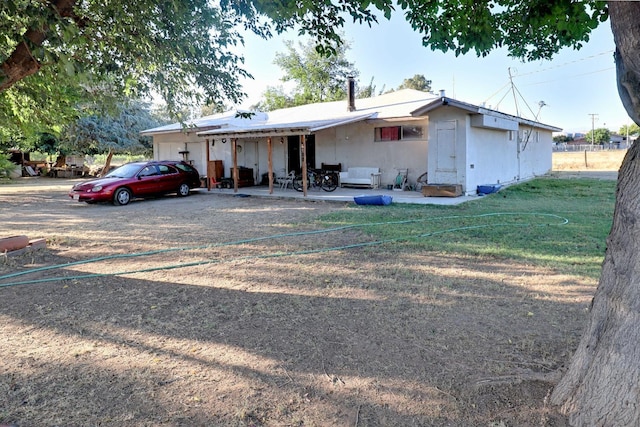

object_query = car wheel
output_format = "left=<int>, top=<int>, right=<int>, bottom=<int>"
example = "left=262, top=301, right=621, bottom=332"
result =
left=177, top=183, right=191, bottom=197
left=113, top=187, right=132, bottom=206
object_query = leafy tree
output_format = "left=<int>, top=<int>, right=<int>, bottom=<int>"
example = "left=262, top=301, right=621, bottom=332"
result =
left=201, top=103, right=227, bottom=117
left=257, top=86, right=295, bottom=112
left=553, top=134, right=574, bottom=144
left=35, top=132, right=67, bottom=164
left=356, top=77, right=385, bottom=99
left=62, top=101, right=160, bottom=174
left=257, top=38, right=358, bottom=110
left=585, top=127, right=612, bottom=145
left=397, top=74, right=432, bottom=92
left=619, top=123, right=640, bottom=137
left=0, top=0, right=254, bottom=134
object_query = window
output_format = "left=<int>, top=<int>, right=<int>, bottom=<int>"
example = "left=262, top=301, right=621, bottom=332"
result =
left=176, top=163, right=195, bottom=173
left=374, top=125, right=424, bottom=142
left=139, top=165, right=159, bottom=177
left=375, top=126, right=401, bottom=141
left=402, top=126, right=424, bottom=139
left=159, top=164, right=177, bottom=175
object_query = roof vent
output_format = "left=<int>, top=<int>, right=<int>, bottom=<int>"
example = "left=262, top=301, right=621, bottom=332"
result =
left=347, top=76, right=356, bottom=112
left=439, top=89, right=446, bottom=98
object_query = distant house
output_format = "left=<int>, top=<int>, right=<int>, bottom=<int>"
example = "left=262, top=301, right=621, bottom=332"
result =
left=142, top=88, right=561, bottom=195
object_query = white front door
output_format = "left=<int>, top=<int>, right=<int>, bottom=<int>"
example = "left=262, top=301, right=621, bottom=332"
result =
left=435, top=120, right=458, bottom=183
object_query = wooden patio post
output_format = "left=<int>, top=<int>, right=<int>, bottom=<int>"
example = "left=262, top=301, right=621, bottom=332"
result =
left=205, top=138, right=211, bottom=191
left=267, top=136, right=273, bottom=194
left=301, top=135, right=307, bottom=197
left=232, top=138, right=238, bottom=193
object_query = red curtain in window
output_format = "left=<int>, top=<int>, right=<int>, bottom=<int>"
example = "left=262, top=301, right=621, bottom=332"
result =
left=381, top=126, right=400, bottom=141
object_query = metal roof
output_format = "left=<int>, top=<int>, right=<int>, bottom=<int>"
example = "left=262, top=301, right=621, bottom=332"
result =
left=411, top=97, right=563, bottom=132
left=141, top=89, right=561, bottom=137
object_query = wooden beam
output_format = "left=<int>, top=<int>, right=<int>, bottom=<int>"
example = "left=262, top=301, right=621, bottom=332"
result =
left=267, top=137, right=273, bottom=194
left=205, top=138, right=211, bottom=191
left=301, top=135, right=307, bottom=197
left=232, top=138, right=238, bottom=193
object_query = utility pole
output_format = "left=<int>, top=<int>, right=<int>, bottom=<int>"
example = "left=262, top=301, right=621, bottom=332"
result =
left=588, top=113, right=599, bottom=146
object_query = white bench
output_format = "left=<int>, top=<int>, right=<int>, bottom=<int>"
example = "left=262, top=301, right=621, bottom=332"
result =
left=339, top=167, right=381, bottom=189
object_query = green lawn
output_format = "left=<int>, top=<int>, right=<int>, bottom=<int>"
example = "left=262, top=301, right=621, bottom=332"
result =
left=318, top=177, right=616, bottom=279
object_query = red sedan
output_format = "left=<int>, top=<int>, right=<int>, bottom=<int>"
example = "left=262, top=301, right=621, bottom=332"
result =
left=69, top=161, right=201, bottom=205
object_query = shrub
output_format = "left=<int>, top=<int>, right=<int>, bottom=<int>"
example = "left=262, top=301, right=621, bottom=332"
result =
left=0, top=154, right=18, bottom=178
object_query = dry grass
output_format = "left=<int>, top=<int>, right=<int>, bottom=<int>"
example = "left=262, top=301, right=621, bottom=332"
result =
left=552, top=149, right=626, bottom=171
left=0, top=179, right=600, bottom=426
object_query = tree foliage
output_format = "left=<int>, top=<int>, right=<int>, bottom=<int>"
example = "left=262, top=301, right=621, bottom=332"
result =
left=585, top=127, right=612, bottom=145
left=257, top=38, right=358, bottom=111
left=234, top=0, right=607, bottom=61
left=62, top=101, right=161, bottom=157
left=553, top=134, right=574, bottom=144
left=0, top=0, right=254, bottom=133
left=397, top=74, right=432, bottom=92
left=619, top=123, right=640, bottom=137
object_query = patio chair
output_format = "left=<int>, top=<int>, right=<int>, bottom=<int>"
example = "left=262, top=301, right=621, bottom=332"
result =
left=277, top=170, right=296, bottom=189
left=394, top=168, right=408, bottom=191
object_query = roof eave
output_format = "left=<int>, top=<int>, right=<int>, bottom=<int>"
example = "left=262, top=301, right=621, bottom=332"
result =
left=197, top=128, right=312, bottom=139
left=412, top=97, right=562, bottom=132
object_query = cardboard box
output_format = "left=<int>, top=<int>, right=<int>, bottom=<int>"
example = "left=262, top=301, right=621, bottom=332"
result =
left=422, top=184, right=463, bottom=197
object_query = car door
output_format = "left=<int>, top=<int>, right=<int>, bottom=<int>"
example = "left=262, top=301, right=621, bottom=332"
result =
left=156, top=164, right=181, bottom=193
left=133, top=165, right=162, bottom=195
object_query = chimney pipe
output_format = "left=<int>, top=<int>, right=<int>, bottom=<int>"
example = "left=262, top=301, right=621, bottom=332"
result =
left=439, top=89, right=446, bottom=98
left=347, top=76, right=356, bottom=112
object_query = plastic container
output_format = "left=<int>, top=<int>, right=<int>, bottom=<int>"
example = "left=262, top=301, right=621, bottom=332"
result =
left=354, top=195, right=393, bottom=206
left=477, top=184, right=502, bottom=195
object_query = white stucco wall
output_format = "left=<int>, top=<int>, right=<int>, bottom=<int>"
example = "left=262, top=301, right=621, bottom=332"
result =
left=152, top=118, right=429, bottom=187
left=517, top=127, right=553, bottom=179
left=315, top=119, right=429, bottom=186
left=466, top=125, right=519, bottom=188
left=427, top=108, right=553, bottom=195
left=150, top=111, right=551, bottom=192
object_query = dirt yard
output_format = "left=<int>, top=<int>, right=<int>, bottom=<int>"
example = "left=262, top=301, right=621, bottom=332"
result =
left=0, top=176, right=601, bottom=426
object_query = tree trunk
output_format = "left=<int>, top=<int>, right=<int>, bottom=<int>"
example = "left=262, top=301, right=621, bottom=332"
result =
left=550, top=3, right=640, bottom=425
left=99, top=149, right=114, bottom=177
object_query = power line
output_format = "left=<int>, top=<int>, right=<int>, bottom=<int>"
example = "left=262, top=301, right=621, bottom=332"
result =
left=511, top=50, right=614, bottom=78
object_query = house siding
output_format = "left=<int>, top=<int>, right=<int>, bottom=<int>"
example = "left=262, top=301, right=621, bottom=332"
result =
left=316, top=119, right=429, bottom=186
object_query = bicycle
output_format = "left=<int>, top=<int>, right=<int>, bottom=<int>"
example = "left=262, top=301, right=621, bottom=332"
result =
left=293, top=168, right=339, bottom=192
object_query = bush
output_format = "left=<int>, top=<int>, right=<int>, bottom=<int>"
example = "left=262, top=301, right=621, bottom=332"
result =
left=0, top=154, right=19, bottom=178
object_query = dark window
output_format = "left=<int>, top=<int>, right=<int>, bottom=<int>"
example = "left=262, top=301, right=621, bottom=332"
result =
left=175, top=163, right=195, bottom=173
left=159, top=164, right=178, bottom=175
left=402, top=126, right=424, bottom=139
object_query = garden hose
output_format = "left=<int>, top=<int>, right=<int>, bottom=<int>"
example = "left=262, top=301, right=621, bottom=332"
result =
left=0, top=212, right=568, bottom=288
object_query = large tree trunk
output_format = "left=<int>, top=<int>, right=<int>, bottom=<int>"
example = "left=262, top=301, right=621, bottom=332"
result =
left=550, top=3, right=640, bottom=425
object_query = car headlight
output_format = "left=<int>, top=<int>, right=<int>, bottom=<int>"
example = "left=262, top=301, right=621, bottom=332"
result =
left=90, top=185, right=103, bottom=192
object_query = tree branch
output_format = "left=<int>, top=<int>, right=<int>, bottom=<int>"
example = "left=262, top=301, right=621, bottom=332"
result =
left=0, top=0, right=78, bottom=92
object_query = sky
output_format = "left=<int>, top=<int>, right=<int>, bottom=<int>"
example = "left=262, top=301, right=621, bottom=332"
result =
left=234, top=11, right=629, bottom=135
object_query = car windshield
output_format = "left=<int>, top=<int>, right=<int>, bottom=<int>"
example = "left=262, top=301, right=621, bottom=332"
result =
left=105, top=163, right=145, bottom=178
